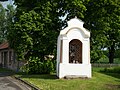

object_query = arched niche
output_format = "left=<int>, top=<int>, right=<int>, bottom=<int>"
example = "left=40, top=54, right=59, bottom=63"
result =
left=69, top=39, right=82, bottom=64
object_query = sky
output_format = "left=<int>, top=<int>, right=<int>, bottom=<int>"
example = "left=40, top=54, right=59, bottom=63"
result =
left=0, top=0, right=14, bottom=8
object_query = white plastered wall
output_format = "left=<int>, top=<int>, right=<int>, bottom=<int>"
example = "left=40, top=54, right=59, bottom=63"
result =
left=57, top=18, right=91, bottom=78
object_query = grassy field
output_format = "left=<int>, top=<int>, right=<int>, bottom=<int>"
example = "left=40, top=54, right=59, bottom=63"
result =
left=0, top=67, right=14, bottom=73
left=18, top=67, right=120, bottom=90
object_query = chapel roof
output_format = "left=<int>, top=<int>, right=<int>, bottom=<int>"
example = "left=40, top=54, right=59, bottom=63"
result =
left=0, top=42, right=9, bottom=50
left=60, top=17, right=90, bottom=38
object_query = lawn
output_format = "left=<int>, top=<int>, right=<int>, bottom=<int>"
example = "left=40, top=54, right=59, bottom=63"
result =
left=0, top=67, right=14, bottom=73
left=17, top=67, right=120, bottom=90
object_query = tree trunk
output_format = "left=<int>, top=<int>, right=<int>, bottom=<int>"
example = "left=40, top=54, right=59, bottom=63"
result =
left=108, top=44, right=115, bottom=64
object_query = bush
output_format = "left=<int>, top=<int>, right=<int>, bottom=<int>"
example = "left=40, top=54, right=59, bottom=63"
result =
left=102, top=66, right=120, bottom=74
left=20, top=57, right=56, bottom=74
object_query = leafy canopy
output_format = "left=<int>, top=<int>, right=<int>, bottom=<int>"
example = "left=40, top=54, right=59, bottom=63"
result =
left=9, top=0, right=88, bottom=60
left=84, top=0, right=120, bottom=63
left=0, top=4, right=15, bottom=44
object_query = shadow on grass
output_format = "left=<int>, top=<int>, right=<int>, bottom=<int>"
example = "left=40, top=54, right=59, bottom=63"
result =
left=106, top=84, right=120, bottom=89
left=0, top=67, right=15, bottom=77
left=19, top=74, right=58, bottom=80
left=95, top=67, right=120, bottom=80
left=93, top=67, right=120, bottom=79
left=101, top=72, right=120, bottom=79
left=0, top=72, right=15, bottom=77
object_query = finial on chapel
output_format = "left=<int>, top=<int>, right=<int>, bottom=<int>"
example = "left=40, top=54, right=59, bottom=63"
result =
left=75, top=16, right=77, bottom=18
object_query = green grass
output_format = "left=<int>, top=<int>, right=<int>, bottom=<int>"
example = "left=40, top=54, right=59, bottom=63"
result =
left=0, top=67, right=13, bottom=73
left=17, top=67, right=120, bottom=90
left=0, top=67, right=15, bottom=76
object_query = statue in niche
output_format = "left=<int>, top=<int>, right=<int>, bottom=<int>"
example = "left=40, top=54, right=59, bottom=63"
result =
left=69, top=39, right=82, bottom=64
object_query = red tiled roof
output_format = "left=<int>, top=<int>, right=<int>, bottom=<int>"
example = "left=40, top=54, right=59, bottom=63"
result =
left=0, top=42, right=9, bottom=50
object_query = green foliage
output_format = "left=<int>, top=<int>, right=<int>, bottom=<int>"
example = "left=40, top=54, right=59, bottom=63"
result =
left=8, top=0, right=62, bottom=60
left=91, top=49, right=107, bottom=63
left=8, top=10, right=58, bottom=60
left=0, top=4, right=6, bottom=43
left=10, top=0, right=120, bottom=64
left=21, top=57, right=55, bottom=74
left=57, top=0, right=88, bottom=20
left=9, top=0, right=88, bottom=61
left=0, top=4, right=15, bottom=43
left=102, top=66, right=120, bottom=74
left=84, top=0, right=120, bottom=63
left=114, top=49, right=120, bottom=58
left=114, top=58, right=120, bottom=64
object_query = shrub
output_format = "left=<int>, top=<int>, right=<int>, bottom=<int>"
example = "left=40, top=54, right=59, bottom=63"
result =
left=20, top=57, right=56, bottom=74
left=102, top=66, right=120, bottom=74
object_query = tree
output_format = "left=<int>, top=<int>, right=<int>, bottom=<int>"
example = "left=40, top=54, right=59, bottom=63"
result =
left=6, top=4, right=15, bottom=32
left=8, top=0, right=88, bottom=61
left=57, top=0, right=88, bottom=19
left=8, top=0, right=61, bottom=60
left=0, top=4, right=15, bottom=44
left=84, top=0, right=120, bottom=63
left=8, top=10, right=58, bottom=60
left=0, top=4, right=6, bottom=43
